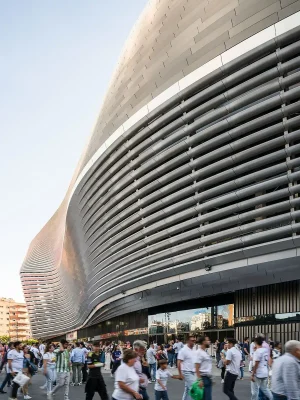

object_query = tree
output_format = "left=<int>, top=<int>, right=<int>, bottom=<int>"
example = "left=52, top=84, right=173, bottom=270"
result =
left=23, top=339, right=38, bottom=345
left=0, top=335, right=10, bottom=343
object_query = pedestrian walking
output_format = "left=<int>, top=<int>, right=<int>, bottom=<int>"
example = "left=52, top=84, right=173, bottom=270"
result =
left=48, top=339, right=71, bottom=400
left=195, top=336, right=212, bottom=400
left=147, top=344, right=157, bottom=382
left=43, top=343, right=57, bottom=396
left=173, top=339, right=184, bottom=367
left=155, top=359, right=182, bottom=400
left=220, top=343, right=228, bottom=383
left=223, top=338, right=241, bottom=400
left=0, top=342, right=14, bottom=393
left=133, top=340, right=150, bottom=400
left=112, top=349, right=142, bottom=400
left=85, top=341, right=109, bottom=400
left=271, top=340, right=300, bottom=400
left=7, top=341, right=24, bottom=400
left=177, top=336, right=197, bottom=400
left=251, top=336, right=273, bottom=400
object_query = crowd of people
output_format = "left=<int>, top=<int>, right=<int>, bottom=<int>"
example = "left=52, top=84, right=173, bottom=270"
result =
left=0, top=335, right=299, bottom=400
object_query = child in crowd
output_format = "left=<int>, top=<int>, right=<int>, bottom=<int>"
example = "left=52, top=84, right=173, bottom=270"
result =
left=155, top=359, right=182, bottom=400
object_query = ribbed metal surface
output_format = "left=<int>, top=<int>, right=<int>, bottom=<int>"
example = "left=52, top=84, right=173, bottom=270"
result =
left=235, top=281, right=300, bottom=343
left=20, top=1, right=300, bottom=339
left=79, top=30, right=300, bottom=308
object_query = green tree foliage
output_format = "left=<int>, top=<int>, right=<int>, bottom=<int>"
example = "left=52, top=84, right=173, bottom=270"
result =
left=0, top=335, right=10, bottom=343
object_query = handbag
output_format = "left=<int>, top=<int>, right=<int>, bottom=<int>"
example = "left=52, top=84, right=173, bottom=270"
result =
left=189, top=380, right=204, bottom=400
left=13, top=372, right=30, bottom=387
left=27, top=359, right=38, bottom=375
left=218, top=359, right=224, bottom=369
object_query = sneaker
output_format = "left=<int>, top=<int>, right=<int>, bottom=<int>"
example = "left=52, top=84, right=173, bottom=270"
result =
left=24, top=395, right=32, bottom=399
left=39, top=386, right=47, bottom=390
left=70, top=383, right=75, bottom=387
left=221, top=379, right=224, bottom=383
left=78, top=382, right=82, bottom=386
left=0, top=390, right=7, bottom=394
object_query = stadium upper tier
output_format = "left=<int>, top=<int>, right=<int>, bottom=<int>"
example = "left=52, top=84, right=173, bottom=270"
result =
left=21, top=0, right=300, bottom=338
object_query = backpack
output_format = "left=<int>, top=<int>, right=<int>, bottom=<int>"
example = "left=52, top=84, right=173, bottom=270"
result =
left=100, top=350, right=105, bottom=364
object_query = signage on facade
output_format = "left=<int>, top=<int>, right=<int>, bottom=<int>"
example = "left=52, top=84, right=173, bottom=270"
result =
left=66, top=331, right=77, bottom=340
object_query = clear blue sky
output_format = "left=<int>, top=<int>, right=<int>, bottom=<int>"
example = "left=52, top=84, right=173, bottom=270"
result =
left=0, top=0, right=147, bottom=301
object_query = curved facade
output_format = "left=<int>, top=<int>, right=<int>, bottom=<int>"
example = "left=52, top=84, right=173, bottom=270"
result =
left=21, top=0, right=300, bottom=339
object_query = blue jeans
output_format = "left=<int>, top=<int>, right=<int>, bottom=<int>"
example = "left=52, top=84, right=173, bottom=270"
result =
left=182, top=371, right=196, bottom=400
left=167, top=353, right=174, bottom=367
left=0, top=372, right=12, bottom=390
left=139, top=387, right=149, bottom=400
left=272, top=393, right=287, bottom=400
left=149, top=363, right=156, bottom=380
left=155, top=390, right=169, bottom=400
left=251, top=378, right=273, bottom=400
left=46, top=365, right=57, bottom=394
left=202, top=376, right=212, bottom=400
left=240, top=367, right=244, bottom=379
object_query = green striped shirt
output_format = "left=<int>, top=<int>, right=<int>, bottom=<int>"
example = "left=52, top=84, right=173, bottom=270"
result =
left=54, top=349, right=70, bottom=372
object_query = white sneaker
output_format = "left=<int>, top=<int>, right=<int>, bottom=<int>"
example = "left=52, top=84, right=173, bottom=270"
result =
left=221, top=379, right=224, bottom=383
left=40, top=386, right=47, bottom=390
left=24, top=395, right=32, bottom=399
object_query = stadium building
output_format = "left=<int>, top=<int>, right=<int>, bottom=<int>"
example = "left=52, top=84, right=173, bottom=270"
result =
left=21, top=0, right=300, bottom=344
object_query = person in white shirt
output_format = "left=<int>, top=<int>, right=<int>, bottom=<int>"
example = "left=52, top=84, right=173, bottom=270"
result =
left=80, top=342, right=89, bottom=383
left=43, top=343, right=57, bottom=395
left=223, top=338, right=241, bottom=400
left=30, top=344, right=40, bottom=365
left=173, top=339, right=184, bottom=367
left=249, top=338, right=255, bottom=372
left=146, top=344, right=157, bottom=382
left=155, top=359, right=182, bottom=400
left=39, top=342, right=45, bottom=368
left=8, top=341, right=24, bottom=400
left=251, top=337, right=273, bottom=400
left=112, top=349, right=142, bottom=400
left=177, top=336, right=197, bottom=400
left=195, top=336, right=212, bottom=400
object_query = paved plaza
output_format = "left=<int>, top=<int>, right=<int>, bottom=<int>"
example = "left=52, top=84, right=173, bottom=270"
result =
left=0, top=366, right=251, bottom=400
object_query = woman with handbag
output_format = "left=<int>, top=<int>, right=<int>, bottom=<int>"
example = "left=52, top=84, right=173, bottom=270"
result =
left=43, top=343, right=57, bottom=395
left=22, top=345, right=37, bottom=400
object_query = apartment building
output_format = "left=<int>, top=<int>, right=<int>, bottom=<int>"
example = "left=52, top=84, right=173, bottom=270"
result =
left=0, top=298, right=31, bottom=341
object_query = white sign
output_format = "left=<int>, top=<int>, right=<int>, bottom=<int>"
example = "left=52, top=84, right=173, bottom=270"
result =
left=66, top=331, right=77, bottom=340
